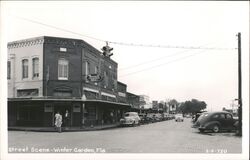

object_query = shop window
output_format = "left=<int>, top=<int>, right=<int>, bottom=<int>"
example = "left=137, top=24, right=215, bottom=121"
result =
left=87, top=106, right=96, bottom=120
left=58, top=58, right=68, bottom=80
left=18, top=106, right=38, bottom=121
left=7, top=61, right=11, bottom=79
left=32, top=58, right=39, bottom=78
left=22, top=59, right=28, bottom=79
left=17, top=89, right=38, bottom=97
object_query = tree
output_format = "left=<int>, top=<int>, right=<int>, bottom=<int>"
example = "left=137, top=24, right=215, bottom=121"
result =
left=179, top=99, right=207, bottom=114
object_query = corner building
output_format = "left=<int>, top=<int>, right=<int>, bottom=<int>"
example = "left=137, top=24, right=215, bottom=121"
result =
left=7, top=36, right=130, bottom=128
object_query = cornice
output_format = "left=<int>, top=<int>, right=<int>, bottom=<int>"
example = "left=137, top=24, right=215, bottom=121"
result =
left=7, top=37, right=45, bottom=49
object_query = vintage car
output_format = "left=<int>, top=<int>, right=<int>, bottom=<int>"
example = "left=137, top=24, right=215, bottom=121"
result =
left=192, top=111, right=238, bottom=133
left=120, top=112, right=140, bottom=126
left=175, top=114, right=184, bottom=122
left=139, top=113, right=150, bottom=124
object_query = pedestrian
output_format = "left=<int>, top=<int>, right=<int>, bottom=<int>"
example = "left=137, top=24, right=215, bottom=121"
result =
left=55, top=111, right=62, bottom=133
left=64, top=110, right=70, bottom=129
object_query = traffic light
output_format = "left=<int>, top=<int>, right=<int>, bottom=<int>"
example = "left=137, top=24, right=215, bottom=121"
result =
left=101, top=42, right=113, bottom=57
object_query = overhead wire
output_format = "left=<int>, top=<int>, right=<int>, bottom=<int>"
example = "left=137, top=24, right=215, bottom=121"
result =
left=118, top=43, right=217, bottom=71
left=12, top=15, right=237, bottom=51
left=119, top=49, right=212, bottom=78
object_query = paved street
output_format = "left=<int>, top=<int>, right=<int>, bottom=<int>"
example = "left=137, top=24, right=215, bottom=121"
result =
left=8, top=118, right=241, bottom=153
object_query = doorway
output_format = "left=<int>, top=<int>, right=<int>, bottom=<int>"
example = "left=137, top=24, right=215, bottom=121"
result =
left=54, top=103, right=72, bottom=127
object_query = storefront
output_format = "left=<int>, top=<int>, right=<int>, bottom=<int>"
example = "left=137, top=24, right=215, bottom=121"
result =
left=8, top=98, right=131, bottom=128
left=8, top=98, right=82, bottom=127
left=83, top=100, right=131, bottom=127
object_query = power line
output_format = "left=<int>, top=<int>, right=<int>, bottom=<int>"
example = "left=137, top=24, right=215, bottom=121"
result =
left=13, top=15, right=105, bottom=42
left=119, top=49, right=210, bottom=78
left=119, top=49, right=192, bottom=71
left=110, top=41, right=237, bottom=50
left=118, top=43, right=218, bottom=71
left=13, top=15, right=237, bottom=51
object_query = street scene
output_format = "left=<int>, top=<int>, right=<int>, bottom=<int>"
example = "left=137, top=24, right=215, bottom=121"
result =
left=1, top=1, right=249, bottom=160
left=8, top=117, right=241, bottom=153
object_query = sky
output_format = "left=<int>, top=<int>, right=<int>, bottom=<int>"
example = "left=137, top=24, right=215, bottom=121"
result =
left=1, top=1, right=249, bottom=112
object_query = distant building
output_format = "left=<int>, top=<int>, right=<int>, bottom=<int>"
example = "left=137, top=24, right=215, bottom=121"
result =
left=152, top=101, right=158, bottom=110
left=127, top=92, right=140, bottom=109
left=139, top=95, right=150, bottom=109
left=7, top=36, right=131, bottom=127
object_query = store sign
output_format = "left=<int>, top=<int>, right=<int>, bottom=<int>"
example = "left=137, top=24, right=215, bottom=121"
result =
left=86, top=74, right=103, bottom=82
left=118, top=92, right=126, bottom=97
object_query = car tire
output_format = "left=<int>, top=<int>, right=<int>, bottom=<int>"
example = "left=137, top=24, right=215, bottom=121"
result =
left=132, top=121, right=135, bottom=127
left=212, top=125, right=220, bottom=133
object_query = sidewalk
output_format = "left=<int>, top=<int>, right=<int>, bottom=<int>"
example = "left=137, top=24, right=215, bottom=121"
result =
left=8, top=123, right=121, bottom=132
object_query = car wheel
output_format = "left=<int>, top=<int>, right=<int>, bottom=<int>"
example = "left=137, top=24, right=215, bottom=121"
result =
left=132, top=121, right=135, bottom=127
left=212, top=125, right=220, bottom=133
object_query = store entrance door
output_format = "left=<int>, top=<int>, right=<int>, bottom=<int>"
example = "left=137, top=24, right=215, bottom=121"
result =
left=54, top=104, right=72, bottom=127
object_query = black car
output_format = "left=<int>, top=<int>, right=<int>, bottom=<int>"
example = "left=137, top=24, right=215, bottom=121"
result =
left=192, top=111, right=238, bottom=133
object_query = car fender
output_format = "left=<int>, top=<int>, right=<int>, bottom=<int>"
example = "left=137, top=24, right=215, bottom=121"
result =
left=203, top=121, right=221, bottom=129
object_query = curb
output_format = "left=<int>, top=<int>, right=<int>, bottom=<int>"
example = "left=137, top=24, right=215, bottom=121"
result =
left=8, top=125, right=121, bottom=132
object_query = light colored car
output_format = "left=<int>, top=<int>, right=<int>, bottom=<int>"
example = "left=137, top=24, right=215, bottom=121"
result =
left=120, top=112, right=140, bottom=126
left=175, top=114, right=184, bottom=122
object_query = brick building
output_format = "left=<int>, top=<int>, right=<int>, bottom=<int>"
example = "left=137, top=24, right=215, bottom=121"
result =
left=7, top=36, right=131, bottom=127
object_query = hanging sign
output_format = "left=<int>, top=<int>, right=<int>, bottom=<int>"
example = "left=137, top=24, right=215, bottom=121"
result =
left=86, top=74, right=103, bottom=82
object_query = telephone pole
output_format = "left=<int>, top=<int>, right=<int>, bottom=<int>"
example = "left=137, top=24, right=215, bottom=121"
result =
left=237, top=32, right=242, bottom=136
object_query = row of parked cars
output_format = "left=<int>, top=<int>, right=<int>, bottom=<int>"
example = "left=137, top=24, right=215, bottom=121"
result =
left=120, top=112, right=175, bottom=126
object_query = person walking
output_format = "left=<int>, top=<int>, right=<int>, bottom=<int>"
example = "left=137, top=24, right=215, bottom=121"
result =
left=55, top=111, right=62, bottom=133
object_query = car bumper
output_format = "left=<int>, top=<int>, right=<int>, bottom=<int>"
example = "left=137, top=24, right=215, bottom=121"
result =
left=120, top=120, right=135, bottom=125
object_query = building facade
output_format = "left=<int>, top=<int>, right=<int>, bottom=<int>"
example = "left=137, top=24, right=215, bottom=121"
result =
left=7, top=36, right=131, bottom=127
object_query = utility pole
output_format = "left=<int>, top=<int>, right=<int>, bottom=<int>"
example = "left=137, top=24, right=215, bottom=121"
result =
left=237, top=32, right=242, bottom=136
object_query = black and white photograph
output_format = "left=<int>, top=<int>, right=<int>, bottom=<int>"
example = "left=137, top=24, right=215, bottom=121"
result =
left=0, top=1, right=249, bottom=160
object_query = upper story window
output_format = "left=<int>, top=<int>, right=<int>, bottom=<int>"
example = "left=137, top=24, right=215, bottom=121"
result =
left=32, top=58, right=39, bottom=78
left=104, top=71, right=108, bottom=88
left=58, top=58, right=68, bottom=80
left=94, top=66, right=98, bottom=74
left=85, top=61, right=90, bottom=75
left=22, top=59, right=29, bottom=79
left=7, top=61, right=11, bottom=79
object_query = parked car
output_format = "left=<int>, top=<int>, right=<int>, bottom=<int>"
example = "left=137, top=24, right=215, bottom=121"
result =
left=192, top=111, right=238, bottom=133
left=175, top=114, right=184, bottom=122
left=163, top=113, right=170, bottom=120
left=154, top=113, right=163, bottom=122
left=120, top=112, right=140, bottom=126
left=146, top=113, right=156, bottom=123
left=139, top=113, right=150, bottom=124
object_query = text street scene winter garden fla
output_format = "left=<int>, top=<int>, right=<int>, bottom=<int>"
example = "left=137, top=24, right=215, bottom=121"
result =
left=1, top=1, right=249, bottom=160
